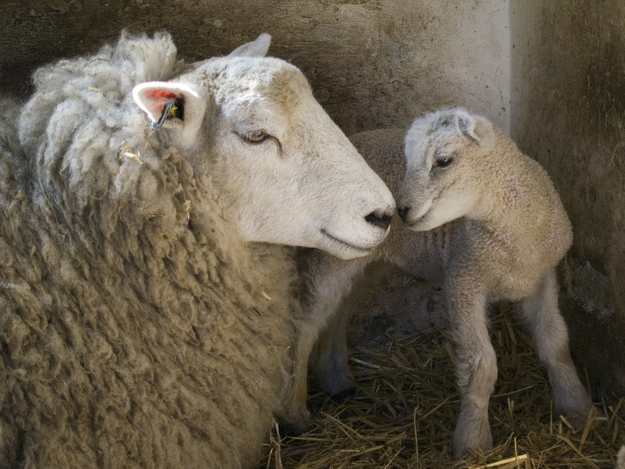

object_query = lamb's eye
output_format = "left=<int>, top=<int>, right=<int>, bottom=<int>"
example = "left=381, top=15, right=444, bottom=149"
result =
left=432, top=149, right=453, bottom=169
left=435, top=156, right=454, bottom=168
left=244, top=130, right=270, bottom=143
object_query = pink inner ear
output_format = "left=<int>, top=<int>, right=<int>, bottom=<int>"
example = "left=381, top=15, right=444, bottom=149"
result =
left=146, top=90, right=177, bottom=100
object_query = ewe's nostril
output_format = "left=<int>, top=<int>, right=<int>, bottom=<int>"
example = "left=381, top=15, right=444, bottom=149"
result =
left=365, top=211, right=393, bottom=230
left=397, top=206, right=410, bottom=223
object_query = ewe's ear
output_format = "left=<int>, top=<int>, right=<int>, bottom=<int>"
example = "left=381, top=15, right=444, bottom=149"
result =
left=228, top=33, right=271, bottom=58
left=455, top=109, right=494, bottom=146
left=132, top=81, right=207, bottom=144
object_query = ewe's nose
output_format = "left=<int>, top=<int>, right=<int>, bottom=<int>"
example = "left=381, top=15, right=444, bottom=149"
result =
left=397, top=206, right=410, bottom=223
left=365, top=210, right=393, bottom=230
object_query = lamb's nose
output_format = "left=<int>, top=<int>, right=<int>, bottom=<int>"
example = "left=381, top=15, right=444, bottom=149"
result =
left=397, top=206, right=410, bottom=223
left=365, top=210, right=393, bottom=230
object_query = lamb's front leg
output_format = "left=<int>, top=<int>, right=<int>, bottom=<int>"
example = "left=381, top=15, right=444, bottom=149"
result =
left=310, top=305, right=354, bottom=398
left=281, top=251, right=368, bottom=432
left=520, top=269, right=594, bottom=423
left=448, top=289, right=496, bottom=459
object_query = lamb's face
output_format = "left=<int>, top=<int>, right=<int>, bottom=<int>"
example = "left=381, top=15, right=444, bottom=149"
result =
left=397, top=108, right=493, bottom=231
left=133, top=36, right=394, bottom=260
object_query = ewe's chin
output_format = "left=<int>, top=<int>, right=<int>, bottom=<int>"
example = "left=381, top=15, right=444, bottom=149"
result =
left=317, top=230, right=375, bottom=260
left=238, top=221, right=379, bottom=260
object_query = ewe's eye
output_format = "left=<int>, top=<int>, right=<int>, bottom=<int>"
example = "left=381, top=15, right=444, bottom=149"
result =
left=435, top=156, right=454, bottom=168
left=243, top=130, right=270, bottom=143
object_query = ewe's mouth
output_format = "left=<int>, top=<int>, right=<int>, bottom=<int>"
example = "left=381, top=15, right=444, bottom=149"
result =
left=320, top=229, right=373, bottom=255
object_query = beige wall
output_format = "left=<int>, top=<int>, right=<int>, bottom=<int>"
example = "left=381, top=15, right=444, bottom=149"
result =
left=0, top=0, right=510, bottom=134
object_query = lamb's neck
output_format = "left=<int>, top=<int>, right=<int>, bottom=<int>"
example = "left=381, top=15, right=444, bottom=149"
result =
left=467, top=156, right=534, bottom=238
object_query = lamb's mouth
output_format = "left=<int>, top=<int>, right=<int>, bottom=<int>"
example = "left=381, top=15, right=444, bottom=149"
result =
left=407, top=210, right=429, bottom=228
left=320, top=229, right=373, bottom=255
left=404, top=198, right=435, bottom=230
left=406, top=211, right=435, bottom=231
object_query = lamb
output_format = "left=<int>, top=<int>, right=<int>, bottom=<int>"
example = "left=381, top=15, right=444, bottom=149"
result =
left=293, top=108, right=594, bottom=458
left=617, top=445, right=625, bottom=469
left=0, top=32, right=394, bottom=468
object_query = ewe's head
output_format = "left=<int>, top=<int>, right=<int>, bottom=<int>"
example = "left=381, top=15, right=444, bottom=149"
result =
left=397, top=108, right=495, bottom=231
left=133, top=34, right=394, bottom=259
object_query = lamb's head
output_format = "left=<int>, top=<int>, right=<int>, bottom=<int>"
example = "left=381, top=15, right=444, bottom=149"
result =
left=396, top=108, right=495, bottom=231
left=133, top=34, right=394, bottom=260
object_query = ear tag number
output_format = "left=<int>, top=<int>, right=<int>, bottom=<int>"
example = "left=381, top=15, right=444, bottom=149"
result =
left=151, top=102, right=175, bottom=131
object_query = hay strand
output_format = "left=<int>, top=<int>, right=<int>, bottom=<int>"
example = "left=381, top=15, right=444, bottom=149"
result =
left=259, top=307, right=624, bottom=468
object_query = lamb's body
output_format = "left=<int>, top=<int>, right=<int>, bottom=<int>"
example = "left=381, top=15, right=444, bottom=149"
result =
left=298, top=110, right=594, bottom=458
left=0, top=33, right=394, bottom=468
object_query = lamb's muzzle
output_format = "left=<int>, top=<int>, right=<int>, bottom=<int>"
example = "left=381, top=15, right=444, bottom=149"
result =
left=396, top=205, right=410, bottom=223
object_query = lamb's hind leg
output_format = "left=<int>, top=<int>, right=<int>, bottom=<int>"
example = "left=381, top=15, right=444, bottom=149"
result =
left=520, top=268, right=594, bottom=423
left=448, top=290, right=497, bottom=459
left=280, top=251, right=368, bottom=432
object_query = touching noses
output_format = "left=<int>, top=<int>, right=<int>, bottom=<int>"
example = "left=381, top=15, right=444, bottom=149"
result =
left=397, top=205, right=410, bottom=223
left=365, top=210, right=393, bottom=230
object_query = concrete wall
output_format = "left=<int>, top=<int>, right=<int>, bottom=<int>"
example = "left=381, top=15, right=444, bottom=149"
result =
left=0, top=0, right=510, bottom=134
left=510, top=0, right=625, bottom=395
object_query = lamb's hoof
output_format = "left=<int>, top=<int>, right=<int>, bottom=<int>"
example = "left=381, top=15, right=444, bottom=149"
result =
left=561, top=406, right=605, bottom=430
left=330, top=386, right=356, bottom=403
left=454, top=441, right=494, bottom=461
left=276, top=403, right=311, bottom=437
left=279, top=418, right=311, bottom=437
left=564, top=411, right=591, bottom=429
left=616, top=445, right=625, bottom=469
left=317, top=371, right=355, bottom=399
left=453, top=421, right=493, bottom=460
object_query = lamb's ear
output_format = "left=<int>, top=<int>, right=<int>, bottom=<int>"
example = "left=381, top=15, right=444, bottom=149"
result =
left=455, top=110, right=494, bottom=146
left=132, top=81, right=206, bottom=144
left=228, top=33, right=271, bottom=58
left=404, top=126, right=420, bottom=161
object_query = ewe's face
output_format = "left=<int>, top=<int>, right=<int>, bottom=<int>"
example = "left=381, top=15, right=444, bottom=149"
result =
left=134, top=52, right=394, bottom=260
left=208, top=61, right=394, bottom=259
left=397, top=109, right=490, bottom=231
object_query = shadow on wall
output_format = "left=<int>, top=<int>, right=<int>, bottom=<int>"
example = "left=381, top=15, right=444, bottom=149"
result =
left=510, top=0, right=625, bottom=397
left=0, top=0, right=510, bottom=135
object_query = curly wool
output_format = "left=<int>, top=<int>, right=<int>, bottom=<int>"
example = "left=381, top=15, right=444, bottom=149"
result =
left=0, top=33, right=299, bottom=468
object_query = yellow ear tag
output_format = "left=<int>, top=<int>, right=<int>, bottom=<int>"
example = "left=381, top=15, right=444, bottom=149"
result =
left=151, top=101, right=175, bottom=130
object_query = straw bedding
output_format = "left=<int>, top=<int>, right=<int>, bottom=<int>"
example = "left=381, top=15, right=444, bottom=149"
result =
left=258, top=300, right=624, bottom=468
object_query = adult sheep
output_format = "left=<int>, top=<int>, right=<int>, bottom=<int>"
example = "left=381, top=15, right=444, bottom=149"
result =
left=294, top=108, right=594, bottom=458
left=0, top=32, right=394, bottom=468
